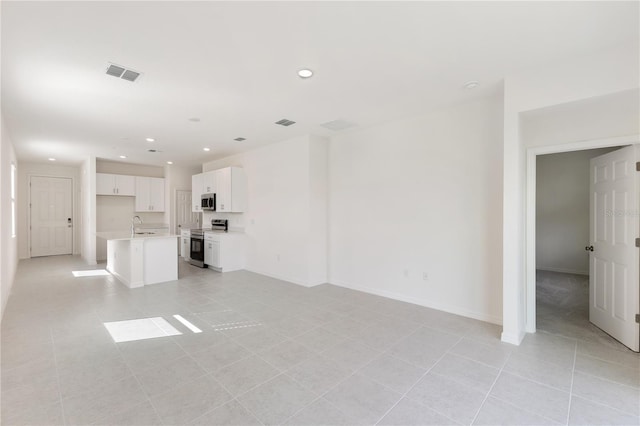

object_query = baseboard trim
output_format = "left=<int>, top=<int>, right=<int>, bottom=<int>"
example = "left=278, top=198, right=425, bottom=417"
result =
left=244, top=268, right=321, bottom=288
left=537, top=266, right=588, bottom=276
left=330, top=279, right=502, bottom=325
left=107, top=267, right=142, bottom=289
left=501, top=329, right=526, bottom=346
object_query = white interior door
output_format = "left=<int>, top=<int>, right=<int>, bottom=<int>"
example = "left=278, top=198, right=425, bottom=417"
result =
left=175, top=190, right=198, bottom=234
left=30, top=176, right=73, bottom=257
left=589, top=145, right=639, bottom=352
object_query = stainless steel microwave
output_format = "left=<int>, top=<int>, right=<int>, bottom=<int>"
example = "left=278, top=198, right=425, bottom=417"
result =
left=201, top=193, right=216, bottom=211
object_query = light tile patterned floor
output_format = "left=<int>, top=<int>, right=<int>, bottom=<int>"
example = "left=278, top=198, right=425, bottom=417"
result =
left=1, top=256, right=638, bottom=425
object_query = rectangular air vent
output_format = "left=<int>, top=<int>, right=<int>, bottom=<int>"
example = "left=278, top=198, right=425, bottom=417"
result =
left=234, top=137, right=246, bottom=142
left=121, top=70, right=141, bottom=82
left=275, top=119, right=296, bottom=127
left=106, top=63, right=142, bottom=82
left=106, top=64, right=125, bottom=78
left=320, top=119, right=357, bottom=131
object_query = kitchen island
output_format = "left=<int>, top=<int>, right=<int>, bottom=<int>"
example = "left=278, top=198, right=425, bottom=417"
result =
left=96, top=232, right=179, bottom=288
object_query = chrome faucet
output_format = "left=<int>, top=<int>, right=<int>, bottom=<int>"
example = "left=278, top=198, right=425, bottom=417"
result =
left=131, top=215, right=142, bottom=235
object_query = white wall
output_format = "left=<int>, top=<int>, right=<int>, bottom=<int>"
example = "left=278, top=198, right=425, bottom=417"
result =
left=96, top=160, right=164, bottom=178
left=329, top=96, right=504, bottom=323
left=203, top=135, right=329, bottom=286
left=522, top=89, right=640, bottom=149
left=308, top=135, right=328, bottom=285
left=17, top=162, right=82, bottom=259
left=81, top=156, right=97, bottom=265
left=502, top=42, right=640, bottom=344
left=536, top=148, right=617, bottom=275
left=1, top=115, right=19, bottom=321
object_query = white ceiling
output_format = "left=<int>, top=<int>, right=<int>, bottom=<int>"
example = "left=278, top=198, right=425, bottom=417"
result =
left=2, top=1, right=638, bottom=167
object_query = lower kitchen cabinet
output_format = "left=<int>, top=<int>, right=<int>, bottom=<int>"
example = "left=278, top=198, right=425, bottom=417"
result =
left=180, top=229, right=191, bottom=260
left=204, top=239, right=220, bottom=268
left=204, top=232, right=245, bottom=272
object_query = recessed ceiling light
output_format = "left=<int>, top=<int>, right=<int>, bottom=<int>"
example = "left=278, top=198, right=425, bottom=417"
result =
left=166, top=161, right=173, bottom=165
left=188, top=118, right=201, bottom=122
left=146, top=137, right=155, bottom=142
left=203, top=147, right=210, bottom=152
left=48, top=158, right=56, bottom=161
left=119, top=155, right=127, bottom=159
left=463, top=80, right=480, bottom=89
left=298, top=69, right=313, bottom=79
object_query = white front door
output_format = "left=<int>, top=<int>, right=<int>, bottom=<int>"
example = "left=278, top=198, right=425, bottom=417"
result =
left=175, top=190, right=198, bottom=234
left=589, top=145, right=639, bottom=351
left=30, top=176, right=73, bottom=257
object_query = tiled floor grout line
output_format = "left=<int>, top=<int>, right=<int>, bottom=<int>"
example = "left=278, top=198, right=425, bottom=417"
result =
left=234, top=333, right=363, bottom=424
left=565, top=341, right=578, bottom=425
left=277, top=363, right=365, bottom=425
left=487, top=394, right=568, bottom=426
left=445, top=348, right=511, bottom=371
left=106, top=340, right=173, bottom=426
left=469, top=350, right=513, bottom=426
left=372, top=335, right=467, bottom=426
left=48, top=325, right=68, bottom=426
left=164, top=312, right=269, bottom=425
left=273, top=327, right=414, bottom=426
left=571, top=368, right=640, bottom=390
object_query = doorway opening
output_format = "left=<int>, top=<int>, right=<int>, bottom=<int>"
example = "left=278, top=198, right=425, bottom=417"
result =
left=175, top=189, right=199, bottom=235
left=535, top=148, right=622, bottom=349
left=526, top=136, right=640, bottom=352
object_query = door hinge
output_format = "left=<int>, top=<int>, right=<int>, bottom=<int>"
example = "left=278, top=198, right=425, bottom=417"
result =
left=636, top=162, right=640, bottom=172
left=636, top=238, right=640, bottom=248
left=636, top=314, right=640, bottom=324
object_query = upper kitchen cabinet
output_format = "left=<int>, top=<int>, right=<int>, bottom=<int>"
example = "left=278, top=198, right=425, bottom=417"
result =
left=135, top=177, right=165, bottom=212
left=202, top=171, right=216, bottom=194
left=192, top=173, right=203, bottom=212
left=215, top=167, right=247, bottom=212
left=96, top=173, right=135, bottom=196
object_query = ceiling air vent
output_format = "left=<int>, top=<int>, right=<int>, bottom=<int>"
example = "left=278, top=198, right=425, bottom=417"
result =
left=275, top=119, right=296, bottom=127
left=121, top=69, right=141, bottom=82
left=106, top=64, right=125, bottom=78
left=320, top=119, right=357, bottom=131
left=234, top=137, right=246, bottom=142
left=106, top=63, right=142, bottom=82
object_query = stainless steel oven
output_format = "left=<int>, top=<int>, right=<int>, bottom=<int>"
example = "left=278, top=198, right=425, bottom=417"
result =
left=189, top=229, right=205, bottom=267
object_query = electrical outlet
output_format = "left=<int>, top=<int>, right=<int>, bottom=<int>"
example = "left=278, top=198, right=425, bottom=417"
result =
left=277, top=254, right=281, bottom=261
left=403, top=269, right=409, bottom=278
left=423, top=272, right=428, bottom=281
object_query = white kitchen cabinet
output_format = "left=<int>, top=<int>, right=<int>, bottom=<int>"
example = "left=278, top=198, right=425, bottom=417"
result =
left=204, top=231, right=245, bottom=272
left=204, top=236, right=220, bottom=269
left=135, top=177, right=165, bottom=212
left=202, top=171, right=216, bottom=194
left=192, top=173, right=203, bottom=212
left=96, top=173, right=135, bottom=196
left=180, top=229, right=191, bottom=260
left=214, top=167, right=247, bottom=212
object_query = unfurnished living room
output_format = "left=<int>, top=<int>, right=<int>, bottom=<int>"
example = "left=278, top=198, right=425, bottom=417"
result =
left=1, top=2, right=639, bottom=425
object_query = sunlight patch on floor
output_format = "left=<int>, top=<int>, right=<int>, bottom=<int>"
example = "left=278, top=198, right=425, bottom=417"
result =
left=104, top=317, right=182, bottom=343
left=72, top=269, right=110, bottom=277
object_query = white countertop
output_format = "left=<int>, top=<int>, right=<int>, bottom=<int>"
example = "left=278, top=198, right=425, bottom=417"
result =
left=95, top=231, right=179, bottom=241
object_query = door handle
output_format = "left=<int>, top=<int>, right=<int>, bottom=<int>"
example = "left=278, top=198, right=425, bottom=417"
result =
left=585, top=245, right=594, bottom=252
